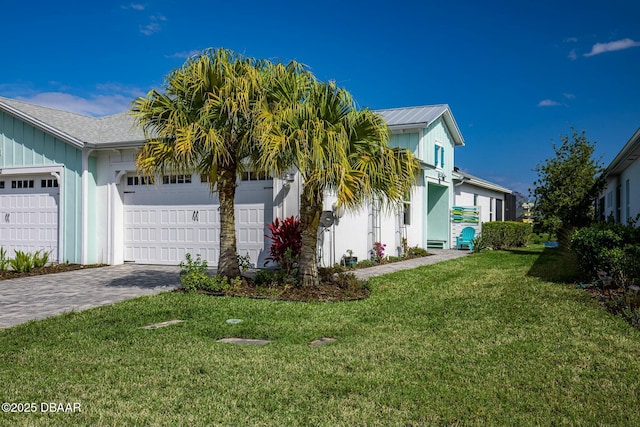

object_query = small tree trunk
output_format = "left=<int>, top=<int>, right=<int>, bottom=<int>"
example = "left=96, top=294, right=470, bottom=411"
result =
left=217, top=164, right=240, bottom=278
left=298, top=185, right=323, bottom=288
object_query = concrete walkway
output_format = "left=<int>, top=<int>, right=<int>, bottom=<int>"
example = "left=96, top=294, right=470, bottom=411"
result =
left=0, top=249, right=470, bottom=329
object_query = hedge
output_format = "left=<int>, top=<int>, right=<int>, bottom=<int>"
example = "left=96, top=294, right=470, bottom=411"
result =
left=481, top=221, right=532, bottom=250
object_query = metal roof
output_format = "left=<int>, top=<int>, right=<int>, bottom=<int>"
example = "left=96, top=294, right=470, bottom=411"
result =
left=453, top=168, right=512, bottom=194
left=375, top=104, right=465, bottom=146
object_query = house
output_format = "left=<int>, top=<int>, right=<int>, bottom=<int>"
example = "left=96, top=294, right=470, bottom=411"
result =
left=599, top=128, right=640, bottom=224
left=452, top=168, right=516, bottom=223
left=0, top=97, right=511, bottom=268
left=0, top=96, right=275, bottom=266
left=315, top=105, right=465, bottom=265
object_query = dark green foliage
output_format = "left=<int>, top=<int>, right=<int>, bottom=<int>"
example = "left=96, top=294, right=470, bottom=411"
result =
left=532, top=128, right=606, bottom=245
left=471, top=235, right=489, bottom=253
left=571, top=223, right=640, bottom=286
left=482, top=222, right=532, bottom=250
left=356, top=259, right=377, bottom=268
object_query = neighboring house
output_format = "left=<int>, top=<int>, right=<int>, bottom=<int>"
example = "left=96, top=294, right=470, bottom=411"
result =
left=452, top=168, right=516, bottom=223
left=315, top=105, right=465, bottom=265
left=0, top=97, right=510, bottom=267
left=599, top=128, right=640, bottom=225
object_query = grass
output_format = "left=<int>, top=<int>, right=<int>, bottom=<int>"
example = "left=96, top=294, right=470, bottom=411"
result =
left=2, top=246, right=640, bottom=426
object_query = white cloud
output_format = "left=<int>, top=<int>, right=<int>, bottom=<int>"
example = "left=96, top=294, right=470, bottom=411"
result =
left=563, top=93, right=575, bottom=100
left=140, top=15, right=167, bottom=35
left=568, top=49, right=577, bottom=60
left=15, top=92, right=133, bottom=116
left=564, top=37, right=578, bottom=43
left=165, top=50, right=201, bottom=59
left=584, top=38, right=640, bottom=57
left=537, top=99, right=562, bottom=107
left=121, top=3, right=145, bottom=10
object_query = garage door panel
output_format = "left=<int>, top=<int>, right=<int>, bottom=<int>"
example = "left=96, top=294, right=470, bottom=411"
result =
left=0, top=176, right=59, bottom=262
left=124, top=178, right=272, bottom=266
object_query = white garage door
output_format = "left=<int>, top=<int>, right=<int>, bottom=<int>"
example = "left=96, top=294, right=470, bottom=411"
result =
left=123, top=173, right=274, bottom=267
left=0, top=176, right=59, bottom=262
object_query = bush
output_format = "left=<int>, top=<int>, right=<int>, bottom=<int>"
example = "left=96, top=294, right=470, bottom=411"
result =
left=10, top=250, right=35, bottom=273
left=33, top=250, right=50, bottom=268
left=265, top=217, right=301, bottom=277
left=0, top=247, right=8, bottom=272
left=571, top=223, right=640, bottom=286
left=482, top=222, right=532, bottom=250
left=406, top=246, right=430, bottom=257
left=356, top=259, right=376, bottom=268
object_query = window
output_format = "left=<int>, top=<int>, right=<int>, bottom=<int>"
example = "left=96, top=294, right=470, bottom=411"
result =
left=489, top=197, right=494, bottom=221
left=11, top=180, right=34, bottom=189
left=162, top=174, right=192, bottom=184
left=434, top=142, right=445, bottom=168
left=127, top=176, right=152, bottom=186
left=403, top=192, right=411, bottom=225
left=626, top=179, right=631, bottom=222
left=240, top=171, right=271, bottom=181
left=41, top=179, right=59, bottom=188
left=473, top=193, right=478, bottom=206
left=0, top=181, right=4, bottom=189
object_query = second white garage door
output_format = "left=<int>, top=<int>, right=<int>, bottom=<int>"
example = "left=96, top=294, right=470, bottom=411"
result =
left=123, top=173, right=273, bottom=267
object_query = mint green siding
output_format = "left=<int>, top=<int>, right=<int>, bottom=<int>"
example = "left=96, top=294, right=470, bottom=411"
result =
left=422, top=117, right=455, bottom=170
left=0, top=111, right=83, bottom=263
left=389, top=132, right=419, bottom=156
left=87, top=156, right=98, bottom=263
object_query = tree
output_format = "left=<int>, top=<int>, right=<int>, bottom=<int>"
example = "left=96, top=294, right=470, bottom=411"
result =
left=259, top=80, right=419, bottom=287
left=131, top=48, right=269, bottom=278
left=531, top=128, right=606, bottom=247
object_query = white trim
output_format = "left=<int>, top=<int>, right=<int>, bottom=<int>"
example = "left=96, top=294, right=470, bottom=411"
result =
left=81, top=149, right=94, bottom=264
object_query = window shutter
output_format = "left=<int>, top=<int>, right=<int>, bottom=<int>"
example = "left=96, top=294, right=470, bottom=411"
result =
left=440, top=146, right=445, bottom=168
left=434, top=145, right=439, bottom=166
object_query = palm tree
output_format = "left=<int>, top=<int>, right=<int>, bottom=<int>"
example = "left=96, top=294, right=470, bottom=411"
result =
left=131, top=48, right=268, bottom=278
left=259, top=81, right=420, bottom=287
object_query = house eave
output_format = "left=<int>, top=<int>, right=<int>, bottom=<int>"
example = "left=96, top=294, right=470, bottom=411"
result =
left=606, top=128, right=640, bottom=177
left=0, top=100, right=86, bottom=149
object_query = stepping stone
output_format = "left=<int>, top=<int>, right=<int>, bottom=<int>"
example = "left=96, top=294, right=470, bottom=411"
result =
left=217, top=338, right=271, bottom=345
left=308, top=337, right=336, bottom=347
left=141, top=319, right=184, bottom=329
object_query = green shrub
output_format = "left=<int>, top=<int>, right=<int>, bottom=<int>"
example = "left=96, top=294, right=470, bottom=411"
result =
left=406, top=246, right=430, bottom=257
left=571, top=223, right=640, bottom=286
left=33, top=250, right=50, bottom=268
left=482, top=222, right=532, bottom=250
left=10, top=250, right=35, bottom=273
left=471, top=235, right=489, bottom=253
left=356, top=259, right=377, bottom=268
left=0, top=247, right=8, bottom=272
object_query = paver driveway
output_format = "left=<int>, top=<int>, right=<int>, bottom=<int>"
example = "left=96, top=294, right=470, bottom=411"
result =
left=0, top=264, right=181, bottom=328
left=0, top=249, right=469, bottom=329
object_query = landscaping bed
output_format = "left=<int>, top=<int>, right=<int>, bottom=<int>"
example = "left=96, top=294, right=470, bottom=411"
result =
left=0, top=263, right=106, bottom=281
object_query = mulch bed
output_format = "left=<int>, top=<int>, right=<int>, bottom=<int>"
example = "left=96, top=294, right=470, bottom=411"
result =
left=0, top=264, right=106, bottom=281
left=175, top=275, right=371, bottom=302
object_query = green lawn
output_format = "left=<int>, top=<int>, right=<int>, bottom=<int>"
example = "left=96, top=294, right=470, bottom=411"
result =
left=2, top=246, right=640, bottom=426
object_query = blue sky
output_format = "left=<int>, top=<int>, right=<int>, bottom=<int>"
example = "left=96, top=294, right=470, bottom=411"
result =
left=1, top=0, right=639, bottom=195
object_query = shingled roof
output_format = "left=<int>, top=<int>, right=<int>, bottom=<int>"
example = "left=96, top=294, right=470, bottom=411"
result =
left=0, top=96, right=145, bottom=148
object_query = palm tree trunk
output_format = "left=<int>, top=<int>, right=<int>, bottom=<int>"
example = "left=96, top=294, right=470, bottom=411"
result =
left=217, top=164, right=240, bottom=278
left=298, top=185, right=323, bottom=287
